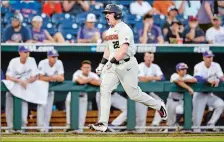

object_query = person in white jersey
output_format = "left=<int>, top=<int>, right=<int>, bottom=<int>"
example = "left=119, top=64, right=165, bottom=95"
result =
left=137, top=52, right=165, bottom=132
left=37, top=49, right=64, bottom=132
left=65, top=60, right=101, bottom=132
left=167, top=63, right=196, bottom=128
left=88, top=4, right=167, bottom=132
left=5, top=45, right=38, bottom=132
left=193, top=51, right=224, bottom=132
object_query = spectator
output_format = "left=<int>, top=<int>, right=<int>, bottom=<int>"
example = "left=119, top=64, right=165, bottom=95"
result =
left=166, top=63, right=197, bottom=127
left=65, top=60, right=101, bottom=132
left=137, top=52, right=165, bottom=132
left=88, top=0, right=104, bottom=8
left=37, top=49, right=64, bottom=132
left=31, top=16, right=65, bottom=43
left=42, top=1, right=62, bottom=17
left=165, top=19, right=183, bottom=44
left=139, top=14, right=164, bottom=44
left=153, top=0, right=174, bottom=16
left=77, top=13, right=101, bottom=43
left=130, top=0, right=154, bottom=17
left=5, top=46, right=38, bottom=133
left=162, top=6, right=179, bottom=37
left=183, top=16, right=205, bottom=44
left=197, top=0, right=215, bottom=33
left=2, top=13, right=32, bottom=43
left=174, top=1, right=201, bottom=17
left=62, top=0, right=89, bottom=15
left=1, top=70, right=5, bottom=80
left=206, top=15, right=224, bottom=44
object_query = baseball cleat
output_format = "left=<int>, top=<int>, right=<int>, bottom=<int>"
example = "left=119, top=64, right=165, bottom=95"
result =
left=157, top=102, right=168, bottom=120
left=88, top=122, right=114, bottom=132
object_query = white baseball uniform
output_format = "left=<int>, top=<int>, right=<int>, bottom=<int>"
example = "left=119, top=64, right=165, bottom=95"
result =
left=65, top=70, right=100, bottom=132
left=136, top=62, right=163, bottom=132
left=6, top=57, right=38, bottom=129
left=96, top=92, right=127, bottom=126
left=193, top=61, right=224, bottom=132
left=99, top=21, right=164, bottom=126
left=166, top=73, right=195, bottom=126
left=37, top=59, right=64, bottom=132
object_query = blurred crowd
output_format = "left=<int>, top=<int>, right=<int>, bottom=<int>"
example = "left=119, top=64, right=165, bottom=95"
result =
left=1, top=0, right=224, bottom=44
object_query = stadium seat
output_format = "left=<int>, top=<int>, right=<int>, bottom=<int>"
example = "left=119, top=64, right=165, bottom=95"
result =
left=1, top=6, right=9, bottom=16
left=176, top=14, right=188, bottom=26
left=153, top=14, right=166, bottom=28
left=133, top=22, right=143, bottom=35
left=52, top=13, right=76, bottom=25
left=76, top=12, right=88, bottom=25
left=43, top=22, right=57, bottom=35
left=89, top=5, right=103, bottom=18
left=123, top=14, right=142, bottom=26
left=58, top=22, right=79, bottom=36
left=116, top=1, right=132, bottom=8
left=3, top=13, right=13, bottom=25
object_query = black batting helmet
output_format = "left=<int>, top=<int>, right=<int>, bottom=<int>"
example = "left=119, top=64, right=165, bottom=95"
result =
left=102, top=4, right=122, bottom=20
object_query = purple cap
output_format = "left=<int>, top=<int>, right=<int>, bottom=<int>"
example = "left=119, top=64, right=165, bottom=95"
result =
left=176, top=62, right=188, bottom=70
left=18, top=45, right=30, bottom=52
left=203, top=51, right=214, bottom=57
left=47, top=49, right=59, bottom=57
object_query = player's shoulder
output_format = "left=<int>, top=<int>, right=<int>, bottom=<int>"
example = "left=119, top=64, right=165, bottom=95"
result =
left=151, top=63, right=161, bottom=69
left=119, top=22, right=132, bottom=32
left=194, top=61, right=203, bottom=68
left=89, top=71, right=98, bottom=77
left=74, top=69, right=82, bottom=75
left=39, top=58, right=48, bottom=65
left=171, top=73, right=178, bottom=78
left=56, top=59, right=63, bottom=65
left=211, top=62, right=221, bottom=67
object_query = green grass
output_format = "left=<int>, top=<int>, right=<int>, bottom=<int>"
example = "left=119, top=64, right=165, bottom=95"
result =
left=2, top=133, right=224, bottom=142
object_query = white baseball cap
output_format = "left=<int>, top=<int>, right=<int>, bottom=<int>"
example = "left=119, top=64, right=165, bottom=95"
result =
left=12, top=13, right=23, bottom=23
left=86, top=13, right=97, bottom=22
left=32, top=15, right=43, bottom=22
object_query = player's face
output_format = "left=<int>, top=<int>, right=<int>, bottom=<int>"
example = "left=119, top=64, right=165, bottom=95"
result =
left=32, top=21, right=42, bottom=29
left=177, top=69, right=187, bottom=76
left=11, top=18, right=20, bottom=28
left=144, top=53, right=154, bottom=64
left=86, top=22, right=95, bottom=29
left=81, top=64, right=91, bottom=75
left=48, top=56, right=58, bottom=66
left=203, top=56, right=213, bottom=66
left=19, top=52, right=30, bottom=62
left=105, top=12, right=116, bottom=26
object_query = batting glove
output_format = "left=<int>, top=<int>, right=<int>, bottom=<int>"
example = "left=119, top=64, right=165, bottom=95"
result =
left=96, top=63, right=104, bottom=75
left=106, top=62, right=112, bottom=70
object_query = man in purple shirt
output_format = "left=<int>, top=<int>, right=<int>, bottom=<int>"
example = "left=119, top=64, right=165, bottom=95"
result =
left=139, top=14, right=164, bottom=44
left=77, top=13, right=102, bottom=43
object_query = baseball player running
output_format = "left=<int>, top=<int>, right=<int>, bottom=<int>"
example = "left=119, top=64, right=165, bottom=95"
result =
left=193, top=51, right=224, bottom=132
left=65, top=60, right=101, bottom=132
left=137, top=52, right=164, bottom=132
left=88, top=4, right=167, bottom=132
left=5, top=46, right=38, bottom=132
left=167, top=63, right=197, bottom=127
left=37, top=49, right=64, bottom=132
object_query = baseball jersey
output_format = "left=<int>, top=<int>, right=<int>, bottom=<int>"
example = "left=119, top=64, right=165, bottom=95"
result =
left=6, top=57, right=38, bottom=80
left=73, top=70, right=100, bottom=82
left=38, top=59, right=64, bottom=77
left=138, top=62, right=163, bottom=79
left=194, top=61, right=224, bottom=79
left=169, top=73, right=195, bottom=100
left=104, top=21, right=136, bottom=60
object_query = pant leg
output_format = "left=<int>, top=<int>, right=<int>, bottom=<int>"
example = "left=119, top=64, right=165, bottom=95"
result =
left=37, top=102, right=45, bottom=129
left=111, top=92, right=127, bottom=126
left=135, top=102, right=148, bottom=132
left=79, top=93, right=88, bottom=132
left=65, top=92, right=71, bottom=125
left=207, top=93, right=224, bottom=125
left=44, top=92, right=54, bottom=132
left=192, top=92, right=207, bottom=132
left=5, top=92, right=13, bottom=129
left=115, top=57, right=162, bottom=110
left=166, top=98, right=179, bottom=126
left=95, top=92, right=101, bottom=122
left=21, top=101, right=28, bottom=127
left=99, top=70, right=120, bottom=126
left=150, top=93, right=163, bottom=126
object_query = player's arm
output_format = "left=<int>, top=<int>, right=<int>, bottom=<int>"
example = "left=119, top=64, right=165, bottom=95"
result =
left=138, top=76, right=150, bottom=82
left=173, top=79, right=194, bottom=95
left=184, top=78, right=197, bottom=83
left=53, top=74, right=64, bottom=82
left=6, top=75, right=23, bottom=83
left=89, top=78, right=101, bottom=86
left=25, top=76, right=37, bottom=83
left=75, top=76, right=92, bottom=85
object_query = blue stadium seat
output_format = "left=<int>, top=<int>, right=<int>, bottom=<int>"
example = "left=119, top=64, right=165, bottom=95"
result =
left=58, top=22, right=79, bottom=36
left=123, top=14, right=142, bottom=25
left=3, top=13, right=13, bottom=25
left=1, top=6, right=9, bottom=16
left=76, top=12, right=88, bottom=25
left=43, top=22, right=57, bottom=35
left=89, top=5, right=103, bottom=17
left=153, top=14, right=166, bottom=27
left=133, top=22, right=143, bottom=35
left=176, top=14, right=188, bottom=26
left=116, top=1, right=132, bottom=8
left=52, top=13, right=76, bottom=25
left=61, top=31, right=76, bottom=42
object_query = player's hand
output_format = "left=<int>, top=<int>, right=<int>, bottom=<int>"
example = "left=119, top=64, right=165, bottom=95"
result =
left=19, top=80, right=28, bottom=89
left=187, top=87, right=194, bottom=95
left=96, top=63, right=105, bottom=75
left=50, top=76, right=57, bottom=82
left=106, top=62, right=112, bottom=70
left=208, top=79, right=219, bottom=87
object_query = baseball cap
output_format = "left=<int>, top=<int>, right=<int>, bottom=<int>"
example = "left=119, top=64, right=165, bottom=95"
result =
left=213, top=15, right=222, bottom=21
left=11, top=13, right=23, bottom=23
left=86, top=13, right=97, bottom=22
left=176, top=63, right=188, bottom=70
left=171, top=19, right=181, bottom=26
left=203, top=50, right=215, bottom=57
left=168, top=6, right=178, bottom=13
left=32, top=15, right=43, bottom=22
left=18, top=45, right=30, bottom=52
left=47, top=49, right=59, bottom=57
left=189, top=16, right=198, bottom=22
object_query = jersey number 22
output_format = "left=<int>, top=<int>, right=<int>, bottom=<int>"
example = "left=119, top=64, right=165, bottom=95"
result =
left=113, top=41, right=119, bottom=49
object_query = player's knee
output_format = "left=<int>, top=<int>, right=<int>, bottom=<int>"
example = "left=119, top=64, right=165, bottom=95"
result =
left=176, top=105, right=184, bottom=115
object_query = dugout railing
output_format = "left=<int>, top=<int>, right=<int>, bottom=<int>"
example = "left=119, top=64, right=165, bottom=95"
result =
left=1, top=81, right=224, bottom=131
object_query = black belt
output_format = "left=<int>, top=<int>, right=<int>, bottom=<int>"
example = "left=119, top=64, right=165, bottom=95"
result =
left=114, top=58, right=130, bottom=65
left=173, top=98, right=180, bottom=102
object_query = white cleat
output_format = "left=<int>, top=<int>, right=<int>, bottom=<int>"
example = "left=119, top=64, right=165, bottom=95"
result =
left=88, top=123, right=114, bottom=132
left=157, top=102, right=168, bottom=121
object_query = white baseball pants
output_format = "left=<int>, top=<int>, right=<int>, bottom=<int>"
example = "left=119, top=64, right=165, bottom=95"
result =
left=5, top=92, right=28, bottom=129
left=99, top=57, right=162, bottom=126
